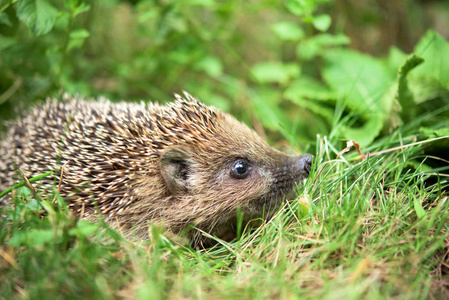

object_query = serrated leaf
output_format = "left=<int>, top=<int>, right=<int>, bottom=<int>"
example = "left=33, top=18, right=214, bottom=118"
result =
left=397, top=54, right=424, bottom=122
left=414, top=30, right=449, bottom=88
left=399, top=54, right=425, bottom=76
left=323, top=49, right=393, bottom=113
left=17, top=0, right=58, bottom=36
left=407, top=30, right=449, bottom=102
left=291, top=48, right=399, bottom=145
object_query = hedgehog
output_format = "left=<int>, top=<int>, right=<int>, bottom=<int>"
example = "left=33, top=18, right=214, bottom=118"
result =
left=0, top=92, right=314, bottom=246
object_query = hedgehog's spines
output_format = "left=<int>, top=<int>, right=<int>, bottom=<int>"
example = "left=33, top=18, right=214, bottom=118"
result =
left=0, top=93, right=313, bottom=246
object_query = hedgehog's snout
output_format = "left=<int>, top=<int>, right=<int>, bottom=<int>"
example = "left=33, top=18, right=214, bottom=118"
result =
left=291, top=153, right=315, bottom=177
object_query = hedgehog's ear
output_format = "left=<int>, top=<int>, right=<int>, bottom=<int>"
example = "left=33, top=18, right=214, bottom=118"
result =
left=160, top=148, right=191, bottom=195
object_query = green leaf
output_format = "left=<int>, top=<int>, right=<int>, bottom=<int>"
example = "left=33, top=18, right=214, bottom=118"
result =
left=386, top=46, right=408, bottom=74
left=285, top=0, right=311, bottom=16
left=138, top=8, right=157, bottom=23
left=340, top=113, right=384, bottom=146
left=296, top=33, right=350, bottom=61
left=419, top=126, right=449, bottom=137
left=0, top=12, right=13, bottom=26
left=25, top=199, right=43, bottom=211
left=185, top=0, right=215, bottom=6
left=285, top=77, right=336, bottom=101
left=67, top=29, right=90, bottom=51
left=312, top=14, right=331, bottom=32
left=0, top=36, right=16, bottom=50
left=322, top=48, right=400, bottom=145
left=311, top=33, right=350, bottom=46
left=284, top=77, right=336, bottom=121
left=251, top=62, right=300, bottom=85
left=296, top=39, right=319, bottom=61
left=407, top=30, right=449, bottom=102
left=193, top=56, right=223, bottom=78
left=9, top=229, right=55, bottom=247
left=271, top=21, right=305, bottom=41
left=323, top=49, right=394, bottom=114
left=413, top=195, right=426, bottom=219
left=397, top=54, right=424, bottom=122
left=251, top=89, right=288, bottom=131
left=297, top=202, right=309, bottom=219
left=68, top=1, right=90, bottom=17
left=16, top=186, right=34, bottom=199
left=17, top=0, right=58, bottom=36
left=69, top=29, right=89, bottom=39
left=399, top=54, right=425, bottom=78
left=69, top=221, right=99, bottom=237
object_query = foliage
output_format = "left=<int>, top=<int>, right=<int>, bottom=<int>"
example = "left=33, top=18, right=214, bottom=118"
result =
left=1, top=0, right=449, bottom=149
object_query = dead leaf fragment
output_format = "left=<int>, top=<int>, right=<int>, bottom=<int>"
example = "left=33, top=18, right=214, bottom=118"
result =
left=337, top=140, right=366, bottom=159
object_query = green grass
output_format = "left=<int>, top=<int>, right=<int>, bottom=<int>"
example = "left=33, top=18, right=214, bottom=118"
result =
left=1, top=122, right=448, bottom=299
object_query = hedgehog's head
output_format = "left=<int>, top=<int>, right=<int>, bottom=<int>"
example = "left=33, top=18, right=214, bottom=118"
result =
left=151, top=93, right=313, bottom=236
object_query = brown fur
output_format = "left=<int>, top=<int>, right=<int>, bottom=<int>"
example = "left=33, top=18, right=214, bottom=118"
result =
left=0, top=92, right=313, bottom=246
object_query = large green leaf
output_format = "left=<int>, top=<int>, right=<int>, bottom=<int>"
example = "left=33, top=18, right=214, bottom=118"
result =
left=408, top=30, right=449, bottom=102
left=17, top=0, right=58, bottom=36
left=322, top=49, right=397, bottom=145
left=323, top=49, right=394, bottom=114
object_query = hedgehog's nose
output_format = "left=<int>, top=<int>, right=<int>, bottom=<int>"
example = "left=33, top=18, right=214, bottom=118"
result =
left=295, top=153, right=315, bottom=175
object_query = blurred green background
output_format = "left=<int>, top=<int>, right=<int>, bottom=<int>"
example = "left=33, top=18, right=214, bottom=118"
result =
left=1, top=0, right=449, bottom=153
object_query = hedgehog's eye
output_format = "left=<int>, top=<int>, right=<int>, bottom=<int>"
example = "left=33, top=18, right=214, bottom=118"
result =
left=231, top=159, right=250, bottom=179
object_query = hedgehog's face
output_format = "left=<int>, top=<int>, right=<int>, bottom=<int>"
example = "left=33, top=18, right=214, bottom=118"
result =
left=153, top=98, right=314, bottom=236
left=159, top=143, right=313, bottom=219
